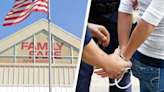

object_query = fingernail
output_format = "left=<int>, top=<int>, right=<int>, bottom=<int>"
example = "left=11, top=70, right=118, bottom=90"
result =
left=103, top=37, right=107, bottom=40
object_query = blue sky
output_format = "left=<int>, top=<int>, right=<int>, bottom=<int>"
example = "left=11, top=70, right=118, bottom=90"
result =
left=0, top=0, right=88, bottom=40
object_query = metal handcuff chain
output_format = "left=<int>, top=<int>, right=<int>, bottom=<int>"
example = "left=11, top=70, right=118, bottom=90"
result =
left=104, top=67, right=133, bottom=89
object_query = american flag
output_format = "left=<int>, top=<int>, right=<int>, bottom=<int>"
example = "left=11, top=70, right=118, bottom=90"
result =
left=3, top=0, right=48, bottom=26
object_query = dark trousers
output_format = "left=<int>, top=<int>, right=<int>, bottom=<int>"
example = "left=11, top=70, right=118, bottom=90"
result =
left=76, top=61, right=93, bottom=92
left=76, top=12, right=132, bottom=92
left=76, top=38, right=131, bottom=92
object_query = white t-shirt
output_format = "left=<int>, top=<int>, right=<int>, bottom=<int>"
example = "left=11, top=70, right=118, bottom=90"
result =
left=118, top=0, right=164, bottom=59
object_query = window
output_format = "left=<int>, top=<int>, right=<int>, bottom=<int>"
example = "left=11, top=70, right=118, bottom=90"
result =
left=0, top=30, right=79, bottom=64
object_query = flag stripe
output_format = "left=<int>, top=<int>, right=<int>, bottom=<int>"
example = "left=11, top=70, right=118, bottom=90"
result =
left=13, top=0, right=47, bottom=11
left=3, top=0, right=48, bottom=26
left=4, top=8, right=47, bottom=24
left=13, top=0, right=47, bottom=8
left=4, top=7, right=47, bottom=24
left=4, top=7, right=47, bottom=22
left=6, top=3, right=47, bottom=18
left=13, top=0, right=30, bottom=9
left=10, top=0, right=47, bottom=15
left=3, top=12, right=31, bottom=26
left=12, top=1, right=32, bottom=12
left=3, top=9, right=47, bottom=26
left=6, top=5, right=47, bottom=18
left=7, top=3, right=32, bottom=16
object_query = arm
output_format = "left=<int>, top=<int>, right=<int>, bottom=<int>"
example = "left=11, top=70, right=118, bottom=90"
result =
left=87, top=23, right=110, bottom=47
left=118, top=12, right=133, bottom=53
left=132, top=0, right=138, bottom=10
left=122, top=19, right=155, bottom=60
left=93, top=13, right=133, bottom=78
left=82, top=26, right=132, bottom=77
left=120, top=0, right=164, bottom=60
left=82, top=39, right=109, bottom=68
left=94, top=0, right=139, bottom=78
left=118, top=0, right=139, bottom=52
left=118, top=0, right=134, bottom=52
left=82, top=39, right=132, bottom=77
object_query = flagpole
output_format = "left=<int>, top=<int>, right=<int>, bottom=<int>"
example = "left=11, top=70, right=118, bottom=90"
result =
left=48, top=0, right=52, bottom=92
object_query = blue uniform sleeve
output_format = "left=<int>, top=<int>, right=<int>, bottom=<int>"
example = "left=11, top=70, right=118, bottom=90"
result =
left=84, top=26, right=92, bottom=46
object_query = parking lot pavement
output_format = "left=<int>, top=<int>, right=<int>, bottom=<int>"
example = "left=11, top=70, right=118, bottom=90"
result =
left=90, top=71, right=140, bottom=92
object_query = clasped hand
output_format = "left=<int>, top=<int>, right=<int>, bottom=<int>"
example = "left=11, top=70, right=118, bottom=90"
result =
left=95, top=48, right=132, bottom=79
left=87, top=23, right=132, bottom=79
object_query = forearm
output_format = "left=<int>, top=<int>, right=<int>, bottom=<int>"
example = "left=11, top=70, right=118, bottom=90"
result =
left=122, top=19, right=156, bottom=60
left=82, top=39, right=132, bottom=77
left=82, top=39, right=109, bottom=68
left=118, top=12, right=133, bottom=52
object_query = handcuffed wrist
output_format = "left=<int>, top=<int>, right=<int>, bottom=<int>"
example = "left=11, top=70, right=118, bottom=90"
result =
left=119, top=54, right=128, bottom=62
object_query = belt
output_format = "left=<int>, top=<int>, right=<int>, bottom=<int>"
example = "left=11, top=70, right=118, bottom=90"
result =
left=90, top=1, right=120, bottom=14
left=89, top=13, right=117, bottom=31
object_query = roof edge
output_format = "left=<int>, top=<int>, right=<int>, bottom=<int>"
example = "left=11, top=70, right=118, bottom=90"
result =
left=0, top=18, right=81, bottom=43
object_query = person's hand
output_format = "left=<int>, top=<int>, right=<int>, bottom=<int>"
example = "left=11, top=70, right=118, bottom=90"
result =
left=100, top=48, right=132, bottom=79
left=132, top=0, right=138, bottom=10
left=87, top=23, right=110, bottom=47
left=94, top=67, right=123, bottom=79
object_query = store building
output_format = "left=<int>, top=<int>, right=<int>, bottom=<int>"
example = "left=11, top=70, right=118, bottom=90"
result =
left=0, top=19, right=81, bottom=92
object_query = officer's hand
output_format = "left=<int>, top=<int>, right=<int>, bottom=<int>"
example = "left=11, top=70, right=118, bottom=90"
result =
left=88, top=23, right=110, bottom=47
left=94, top=67, right=123, bottom=79
left=94, top=67, right=110, bottom=78
left=96, top=48, right=132, bottom=79
left=132, top=0, right=138, bottom=10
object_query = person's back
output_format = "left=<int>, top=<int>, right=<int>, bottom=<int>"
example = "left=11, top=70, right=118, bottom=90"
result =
left=118, top=0, right=164, bottom=91
left=137, top=0, right=164, bottom=60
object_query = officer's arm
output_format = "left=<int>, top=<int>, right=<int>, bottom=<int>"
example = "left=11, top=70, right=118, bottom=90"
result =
left=82, top=39, right=110, bottom=68
left=119, top=0, right=164, bottom=60
left=87, top=23, right=110, bottom=47
left=82, top=27, right=132, bottom=77
left=82, top=39, right=132, bottom=77
left=83, top=27, right=110, bottom=68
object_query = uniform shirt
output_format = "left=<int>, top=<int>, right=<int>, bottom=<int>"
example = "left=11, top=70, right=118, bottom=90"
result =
left=84, top=27, right=92, bottom=46
left=89, top=0, right=119, bottom=54
left=119, top=0, right=164, bottom=60
left=92, top=0, right=119, bottom=3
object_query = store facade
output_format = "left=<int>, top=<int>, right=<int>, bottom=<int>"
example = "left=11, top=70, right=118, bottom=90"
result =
left=0, top=19, right=81, bottom=88
left=0, top=19, right=80, bottom=64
